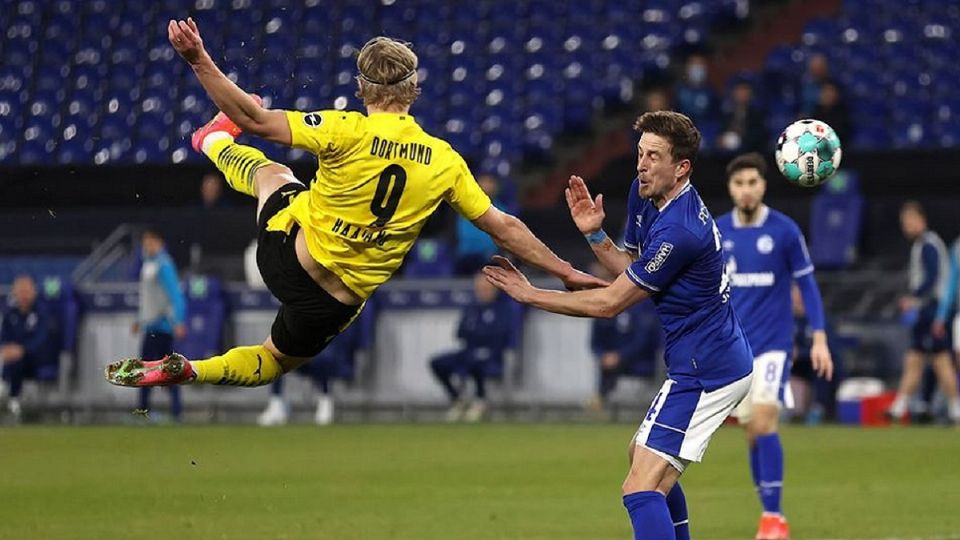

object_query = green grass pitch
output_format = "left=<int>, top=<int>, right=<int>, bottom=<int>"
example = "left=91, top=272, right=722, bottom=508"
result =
left=0, top=424, right=957, bottom=539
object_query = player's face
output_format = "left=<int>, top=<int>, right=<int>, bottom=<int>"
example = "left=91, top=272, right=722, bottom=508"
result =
left=11, top=277, right=36, bottom=311
left=636, top=133, right=689, bottom=202
left=474, top=273, right=499, bottom=303
left=142, top=235, right=163, bottom=257
left=900, top=210, right=925, bottom=239
left=728, top=168, right=766, bottom=213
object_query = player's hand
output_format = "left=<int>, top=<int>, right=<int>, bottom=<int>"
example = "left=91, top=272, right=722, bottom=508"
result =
left=168, top=17, right=207, bottom=65
left=565, top=175, right=606, bottom=235
left=1, top=344, right=24, bottom=362
left=131, top=322, right=140, bottom=335
left=601, top=352, right=621, bottom=370
left=483, top=256, right=535, bottom=303
left=174, top=323, right=187, bottom=340
left=932, top=320, right=946, bottom=339
left=560, top=266, right=609, bottom=291
left=899, top=295, right=918, bottom=314
left=810, top=332, right=834, bottom=381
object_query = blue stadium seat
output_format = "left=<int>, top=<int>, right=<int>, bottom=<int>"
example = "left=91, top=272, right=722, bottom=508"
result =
left=7, top=0, right=955, bottom=166
left=174, top=276, right=226, bottom=360
left=809, top=172, right=863, bottom=269
left=403, top=239, right=454, bottom=278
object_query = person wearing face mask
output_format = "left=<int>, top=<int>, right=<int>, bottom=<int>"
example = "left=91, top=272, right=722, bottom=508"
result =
left=676, top=54, right=719, bottom=135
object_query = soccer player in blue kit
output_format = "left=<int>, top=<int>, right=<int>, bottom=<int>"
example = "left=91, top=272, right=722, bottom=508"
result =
left=484, top=111, right=754, bottom=540
left=716, top=152, right=834, bottom=540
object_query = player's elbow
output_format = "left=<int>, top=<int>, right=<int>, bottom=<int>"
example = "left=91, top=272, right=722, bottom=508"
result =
left=592, top=298, right=622, bottom=319
left=236, top=114, right=270, bottom=136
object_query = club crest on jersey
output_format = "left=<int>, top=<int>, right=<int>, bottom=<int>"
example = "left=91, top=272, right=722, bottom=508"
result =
left=303, top=113, right=323, bottom=127
left=756, top=234, right=774, bottom=254
left=645, top=242, right=674, bottom=273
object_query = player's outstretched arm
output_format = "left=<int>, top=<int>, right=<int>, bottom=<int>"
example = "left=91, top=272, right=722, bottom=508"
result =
left=168, top=18, right=292, bottom=145
left=473, top=207, right=607, bottom=290
left=566, top=176, right=636, bottom=275
left=795, top=272, right=834, bottom=380
left=483, top=256, right=647, bottom=318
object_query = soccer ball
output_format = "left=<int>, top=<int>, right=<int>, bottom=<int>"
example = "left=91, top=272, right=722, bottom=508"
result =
left=774, top=119, right=842, bottom=187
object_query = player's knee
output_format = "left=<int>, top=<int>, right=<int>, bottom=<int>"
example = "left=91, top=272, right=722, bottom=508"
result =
left=255, top=164, right=299, bottom=196
left=747, top=405, right=779, bottom=435
left=621, top=470, right=648, bottom=495
left=276, top=356, right=309, bottom=374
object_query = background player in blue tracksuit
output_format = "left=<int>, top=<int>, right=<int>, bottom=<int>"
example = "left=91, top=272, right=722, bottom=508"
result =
left=589, top=297, right=662, bottom=410
left=933, top=236, right=960, bottom=366
left=134, top=229, right=187, bottom=421
left=485, top=111, right=753, bottom=540
left=0, top=275, right=51, bottom=422
left=887, top=202, right=960, bottom=424
left=716, top=152, right=834, bottom=539
left=429, top=272, right=512, bottom=423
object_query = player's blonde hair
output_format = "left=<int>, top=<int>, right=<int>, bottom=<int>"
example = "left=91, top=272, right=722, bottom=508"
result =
left=355, top=37, right=420, bottom=109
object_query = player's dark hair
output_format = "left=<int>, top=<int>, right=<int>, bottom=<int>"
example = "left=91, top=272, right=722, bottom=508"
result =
left=901, top=200, right=925, bottom=218
left=726, top=152, right=768, bottom=179
left=633, top=111, right=701, bottom=166
left=141, top=226, right=163, bottom=241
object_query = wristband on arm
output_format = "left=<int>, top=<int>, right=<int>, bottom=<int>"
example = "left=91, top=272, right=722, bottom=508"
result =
left=585, top=229, right=609, bottom=245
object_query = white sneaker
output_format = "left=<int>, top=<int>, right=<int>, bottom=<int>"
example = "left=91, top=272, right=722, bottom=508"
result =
left=257, top=396, right=289, bottom=426
left=444, top=400, right=467, bottom=423
left=8, top=398, right=22, bottom=424
left=314, top=395, right=334, bottom=426
left=463, top=400, right=487, bottom=423
left=948, top=401, right=960, bottom=426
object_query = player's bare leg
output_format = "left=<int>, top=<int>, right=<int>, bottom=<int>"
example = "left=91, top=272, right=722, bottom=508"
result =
left=621, top=445, right=685, bottom=540
left=888, top=351, right=926, bottom=421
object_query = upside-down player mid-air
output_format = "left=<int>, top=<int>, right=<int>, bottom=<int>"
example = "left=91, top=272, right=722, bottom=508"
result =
left=717, top=152, right=834, bottom=540
left=484, top=111, right=754, bottom=540
left=105, top=18, right=604, bottom=389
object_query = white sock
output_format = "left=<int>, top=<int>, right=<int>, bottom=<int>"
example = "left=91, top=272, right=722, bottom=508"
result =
left=949, top=398, right=960, bottom=421
left=889, top=395, right=907, bottom=416
left=200, top=131, right=234, bottom=155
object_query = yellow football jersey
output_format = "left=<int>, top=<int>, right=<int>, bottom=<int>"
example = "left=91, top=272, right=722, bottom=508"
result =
left=265, top=110, right=492, bottom=299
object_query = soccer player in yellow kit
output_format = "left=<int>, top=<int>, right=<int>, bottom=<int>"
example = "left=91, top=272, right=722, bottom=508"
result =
left=106, top=18, right=604, bottom=389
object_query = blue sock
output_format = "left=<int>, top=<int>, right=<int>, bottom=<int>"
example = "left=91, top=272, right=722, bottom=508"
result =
left=623, top=491, right=674, bottom=540
left=665, top=483, right=691, bottom=540
left=756, top=433, right=784, bottom=515
left=749, top=442, right=761, bottom=494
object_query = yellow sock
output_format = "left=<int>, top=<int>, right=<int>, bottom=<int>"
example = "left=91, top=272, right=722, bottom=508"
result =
left=191, top=345, right=283, bottom=387
left=203, top=136, right=272, bottom=197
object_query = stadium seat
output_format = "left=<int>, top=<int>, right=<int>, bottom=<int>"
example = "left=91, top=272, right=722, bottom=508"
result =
left=403, top=239, right=454, bottom=278
left=809, top=171, right=863, bottom=269
left=174, top=276, right=226, bottom=361
left=5, top=0, right=957, bottom=167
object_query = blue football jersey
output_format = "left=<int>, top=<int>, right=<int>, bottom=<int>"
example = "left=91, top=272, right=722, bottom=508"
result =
left=623, top=179, right=753, bottom=390
left=716, top=205, right=814, bottom=355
